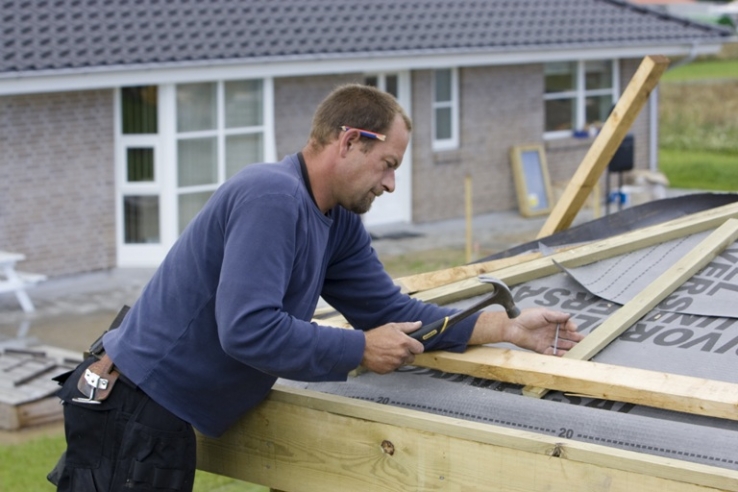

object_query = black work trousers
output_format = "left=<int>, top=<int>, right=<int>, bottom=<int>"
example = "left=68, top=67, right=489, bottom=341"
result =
left=49, top=357, right=197, bottom=491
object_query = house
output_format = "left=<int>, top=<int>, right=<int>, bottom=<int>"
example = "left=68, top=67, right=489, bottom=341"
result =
left=1, top=0, right=733, bottom=276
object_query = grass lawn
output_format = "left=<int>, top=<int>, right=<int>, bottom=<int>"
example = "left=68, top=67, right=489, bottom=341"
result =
left=659, top=54, right=738, bottom=191
left=0, top=434, right=66, bottom=491
left=661, top=58, right=738, bottom=82
left=659, top=149, right=738, bottom=191
left=0, top=432, right=267, bottom=492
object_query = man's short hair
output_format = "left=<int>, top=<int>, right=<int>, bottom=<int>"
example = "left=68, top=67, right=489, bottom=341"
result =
left=308, top=84, right=412, bottom=152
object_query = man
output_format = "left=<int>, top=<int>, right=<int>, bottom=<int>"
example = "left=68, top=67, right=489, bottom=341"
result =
left=50, top=84, right=581, bottom=491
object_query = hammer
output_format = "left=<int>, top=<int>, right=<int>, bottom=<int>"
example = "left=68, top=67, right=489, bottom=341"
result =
left=410, top=277, right=520, bottom=346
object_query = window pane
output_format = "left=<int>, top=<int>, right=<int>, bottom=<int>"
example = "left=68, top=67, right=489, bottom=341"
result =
left=385, top=75, right=399, bottom=98
left=177, top=82, right=217, bottom=132
left=178, top=137, right=217, bottom=187
left=123, top=195, right=160, bottom=243
left=225, top=80, right=263, bottom=128
left=179, top=191, right=213, bottom=233
left=585, top=94, right=613, bottom=127
left=364, top=76, right=378, bottom=87
left=435, top=107, right=452, bottom=140
left=121, top=86, right=158, bottom=134
left=434, top=69, right=452, bottom=102
left=545, top=62, right=576, bottom=93
left=126, top=148, right=155, bottom=182
left=226, top=133, right=263, bottom=179
left=585, top=60, right=613, bottom=90
left=545, top=98, right=575, bottom=132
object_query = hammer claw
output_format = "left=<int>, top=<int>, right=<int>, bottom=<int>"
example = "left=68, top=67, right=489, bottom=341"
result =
left=411, top=277, right=520, bottom=345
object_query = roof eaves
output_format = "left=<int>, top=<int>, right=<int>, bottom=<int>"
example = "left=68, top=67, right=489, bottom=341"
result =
left=3, top=34, right=732, bottom=77
left=0, top=37, right=727, bottom=85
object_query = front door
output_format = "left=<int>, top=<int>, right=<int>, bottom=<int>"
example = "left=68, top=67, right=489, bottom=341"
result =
left=361, top=72, right=412, bottom=227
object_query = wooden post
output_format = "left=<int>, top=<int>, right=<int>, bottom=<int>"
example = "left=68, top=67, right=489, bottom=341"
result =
left=465, top=174, right=473, bottom=264
left=537, top=55, right=669, bottom=238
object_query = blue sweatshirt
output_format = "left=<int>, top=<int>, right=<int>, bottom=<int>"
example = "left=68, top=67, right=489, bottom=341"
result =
left=104, top=153, right=477, bottom=437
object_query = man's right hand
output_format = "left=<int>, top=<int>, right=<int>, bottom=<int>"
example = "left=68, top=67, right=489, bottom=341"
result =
left=360, top=322, right=425, bottom=374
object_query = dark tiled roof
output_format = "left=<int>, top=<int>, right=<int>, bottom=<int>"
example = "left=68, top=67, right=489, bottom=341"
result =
left=1, top=0, right=732, bottom=74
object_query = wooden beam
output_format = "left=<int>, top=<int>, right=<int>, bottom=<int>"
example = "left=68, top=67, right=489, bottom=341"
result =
left=414, top=346, right=738, bottom=421
left=197, top=385, right=738, bottom=492
left=413, top=200, right=738, bottom=306
left=394, top=251, right=542, bottom=295
left=524, top=217, right=738, bottom=398
left=537, top=55, right=670, bottom=238
left=315, top=250, right=541, bottom=318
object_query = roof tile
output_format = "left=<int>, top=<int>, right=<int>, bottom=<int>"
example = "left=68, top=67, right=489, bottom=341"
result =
left=0, top=0, right=732, bottom=74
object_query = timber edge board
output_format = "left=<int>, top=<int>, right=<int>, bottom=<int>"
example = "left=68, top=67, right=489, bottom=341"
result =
left=197, top=385, right=738, bottom=492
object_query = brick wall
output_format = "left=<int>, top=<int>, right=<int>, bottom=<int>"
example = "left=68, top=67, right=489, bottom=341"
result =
left=273, top=74, right=361, bottom=159
left=411, top=65, right=543, bottom=223
left=0, top=90, right=116, bottom=277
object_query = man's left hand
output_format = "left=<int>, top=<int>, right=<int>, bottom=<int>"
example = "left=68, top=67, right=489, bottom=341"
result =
left=469, top=308, right=583, bottom=356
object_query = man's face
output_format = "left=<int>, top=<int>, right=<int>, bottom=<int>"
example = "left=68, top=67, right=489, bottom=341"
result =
left=339, top=115, right=409, bottom=215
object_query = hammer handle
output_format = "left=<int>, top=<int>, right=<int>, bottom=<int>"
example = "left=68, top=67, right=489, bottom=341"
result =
left=410, top=289, right=501, bottom=345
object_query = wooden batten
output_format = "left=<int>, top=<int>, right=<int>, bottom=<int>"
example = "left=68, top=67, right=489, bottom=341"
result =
left=414, top=346, right=738, bottom=421
left=394, top=251, right=543, bottom=295
left=197, top=385, right=738, bottom=492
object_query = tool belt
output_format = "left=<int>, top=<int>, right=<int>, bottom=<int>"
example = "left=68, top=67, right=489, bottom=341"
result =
left=73, top=354, right=120, bottom=404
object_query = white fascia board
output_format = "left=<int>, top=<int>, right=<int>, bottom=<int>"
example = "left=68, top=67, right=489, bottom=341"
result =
left=0, top=42, right=726, bottom=96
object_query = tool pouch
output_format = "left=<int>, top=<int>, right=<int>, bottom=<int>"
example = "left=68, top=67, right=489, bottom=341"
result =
left=75, top=354, right=120, bottom=404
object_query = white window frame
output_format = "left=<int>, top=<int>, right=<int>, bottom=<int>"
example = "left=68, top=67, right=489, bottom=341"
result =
left=174, top=79, right=272, bottom=233
left=543, top=60, right=620, bottom=140
left=432, top=68, right=459, bottom=151
left=115, top=78, right=275, bottom=267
